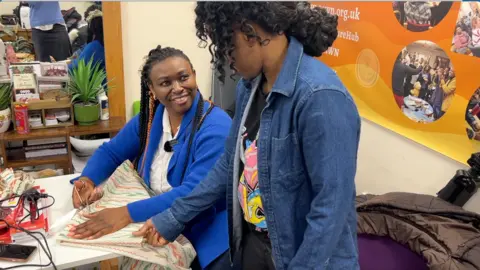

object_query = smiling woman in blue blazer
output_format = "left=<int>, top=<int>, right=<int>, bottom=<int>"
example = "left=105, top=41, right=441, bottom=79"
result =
left=68, top=46, right=232, bottom=270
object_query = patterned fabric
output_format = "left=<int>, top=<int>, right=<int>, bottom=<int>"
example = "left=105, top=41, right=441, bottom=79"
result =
left=238, top=134, right=267, bottom=231
left=404, top=2, right=431, bottom=25
left=0, top=169, right=35, bottom=200
left=57, top=160, right=196, bottom=269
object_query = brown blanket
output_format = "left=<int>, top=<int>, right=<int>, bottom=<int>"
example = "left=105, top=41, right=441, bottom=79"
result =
left=357, top=192, right=480, bottom=270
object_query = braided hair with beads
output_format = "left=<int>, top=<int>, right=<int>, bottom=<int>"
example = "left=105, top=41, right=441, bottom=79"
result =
left=134, top=45, right=195, bottom=172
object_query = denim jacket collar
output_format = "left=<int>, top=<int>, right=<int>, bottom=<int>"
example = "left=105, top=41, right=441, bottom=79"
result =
left=271, top=37, right=303, bottom=97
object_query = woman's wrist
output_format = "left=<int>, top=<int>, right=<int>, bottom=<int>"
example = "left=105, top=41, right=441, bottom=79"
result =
left=121, top=205, right=134, bottom=223
left=78, top=176, right=96, bottom=188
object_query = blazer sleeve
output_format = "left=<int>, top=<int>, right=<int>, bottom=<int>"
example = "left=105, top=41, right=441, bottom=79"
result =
left=68, top=41, right=104, bottom=71
left=76, top=115, right=141, bottom=186
left=126, top=115, right=232, bottom=222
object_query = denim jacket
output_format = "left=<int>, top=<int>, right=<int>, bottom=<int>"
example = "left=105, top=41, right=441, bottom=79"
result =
left=152, top=37, right=361, bottom=270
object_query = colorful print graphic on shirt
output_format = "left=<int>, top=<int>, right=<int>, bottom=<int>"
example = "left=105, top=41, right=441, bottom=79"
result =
left=238, top=132, right=267, bottom=231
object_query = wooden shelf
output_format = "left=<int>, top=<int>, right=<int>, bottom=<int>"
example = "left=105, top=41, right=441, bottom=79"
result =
left=13, top=99, right=71, bottom=110
left=12, top=99, right=74, bottom=130
left=0, top=127, right=68, bottom=141
left=0, top=117, right=125, bottom=172
left=6, top=154, right=69, bottom=168
left=70, top=116, right=124, bottom=136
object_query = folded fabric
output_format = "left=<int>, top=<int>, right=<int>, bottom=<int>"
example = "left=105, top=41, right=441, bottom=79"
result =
left=56, top=160, right=196, bottom=269
left=0, top=168, right=35, bottom=200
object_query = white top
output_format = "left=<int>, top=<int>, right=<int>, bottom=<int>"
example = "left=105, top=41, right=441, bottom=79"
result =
left=150, top=108, right=177, bottom=195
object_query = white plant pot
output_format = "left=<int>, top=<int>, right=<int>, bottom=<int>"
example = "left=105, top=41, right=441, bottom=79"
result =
left=0, top=107, right=11, bottom=133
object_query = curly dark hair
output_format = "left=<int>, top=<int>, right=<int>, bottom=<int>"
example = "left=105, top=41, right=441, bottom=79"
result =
left=194, top=2, right=338, bottom=82
left=87, top=16, right=104, bottom=46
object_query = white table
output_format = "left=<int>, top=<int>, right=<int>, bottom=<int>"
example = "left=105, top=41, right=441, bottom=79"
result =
left=0, top=174, right=119, bottom=270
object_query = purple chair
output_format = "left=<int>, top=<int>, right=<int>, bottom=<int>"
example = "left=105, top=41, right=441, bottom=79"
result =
left=358, top=234, right=428, bottom=270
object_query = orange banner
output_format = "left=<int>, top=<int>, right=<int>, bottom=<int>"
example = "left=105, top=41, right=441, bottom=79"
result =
left=314, top=2, right=480, bottom=164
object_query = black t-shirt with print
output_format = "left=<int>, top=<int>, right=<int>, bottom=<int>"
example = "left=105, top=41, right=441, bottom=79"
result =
left=238, top=78, right=268, bottom=233
left=242, top=86, right=268, bottom=149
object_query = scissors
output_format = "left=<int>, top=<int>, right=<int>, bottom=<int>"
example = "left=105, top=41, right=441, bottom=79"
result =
left=74, top=180, right=93, bottom=213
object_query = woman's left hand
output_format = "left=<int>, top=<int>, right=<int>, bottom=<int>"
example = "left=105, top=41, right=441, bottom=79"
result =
left=133, top=219, right=170, bottom=247
left=68, top=206, right=133, bottom=240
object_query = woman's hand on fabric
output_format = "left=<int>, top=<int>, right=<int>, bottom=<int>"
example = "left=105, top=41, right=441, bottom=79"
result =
left=133, top=219, right=169, bottom=247
left=72, top=177, right=100, bottom=209
left=67, top=206, right=133, bottom=240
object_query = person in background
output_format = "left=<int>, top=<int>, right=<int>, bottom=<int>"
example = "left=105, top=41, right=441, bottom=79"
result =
left=453, top=26, right=470, bottom=55
left=404, top=2, right=432, bottom=32
left=28, top=1, right=71, bottom=62
left=470, top=17, right=480, bottom=57
left=429, top=68, right=444, bottom=118
left=439, top=68, right=456, bottom=118
left=134, top=2, right=361, bottom=270
left=67, top=3, right=102, bottom=59
left=392, top=53, right=422, bottom=108
left=13, top=2, right=30, bottom=29
left=417, top=65, right=431, bottom=100
left=69, top=45, right=232, bottom=270
left=62, top=7, right=88, bottom=53
left=68, top=10, right=104, bottom=72
left=471, top=2, right=480, bottom=18
left=85, top=2, right=102, bottom=19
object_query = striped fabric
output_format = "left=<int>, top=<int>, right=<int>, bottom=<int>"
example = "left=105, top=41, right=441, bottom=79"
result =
left=57, top=160, right=196, bottom=269
left=0, top=169, right=35, bottom=200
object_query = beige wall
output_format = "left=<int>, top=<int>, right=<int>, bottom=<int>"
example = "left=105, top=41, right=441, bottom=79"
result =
left=357, top=120, right=480, bottom=213
left=0, top=2, right=94, bottom=18
left=121, top=2, right=212, bottom=118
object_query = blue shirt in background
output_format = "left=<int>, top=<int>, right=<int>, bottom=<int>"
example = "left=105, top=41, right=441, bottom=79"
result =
left=28, top=1, right=64, bottom=28
left=68, top=40, right=105, bottom=72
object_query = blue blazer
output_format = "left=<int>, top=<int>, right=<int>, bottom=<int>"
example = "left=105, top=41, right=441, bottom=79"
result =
left=75, top=92, right=231, bottom=268
left=68, top=40, right=106, bottom=72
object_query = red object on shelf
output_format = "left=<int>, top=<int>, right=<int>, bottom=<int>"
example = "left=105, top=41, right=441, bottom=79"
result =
left=14, top=104, right=29, bottom=135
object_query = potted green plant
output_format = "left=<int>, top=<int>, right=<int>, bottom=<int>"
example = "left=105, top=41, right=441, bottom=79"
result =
left=68, top=56, right=108, bottom=126
left=0, top=83, right=12, bottom=133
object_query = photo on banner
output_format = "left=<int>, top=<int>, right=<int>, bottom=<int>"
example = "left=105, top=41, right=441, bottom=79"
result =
left=391, top=40, right=455, bottom=124
left=451, top=2, right=480, bottom=58
left=392, top=1, right=453, bottom=32
left=466, top=87, right=480, bottom=142
left=312, top=2, right=480, bottom=164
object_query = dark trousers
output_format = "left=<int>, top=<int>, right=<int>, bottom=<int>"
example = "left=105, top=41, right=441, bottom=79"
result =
left=240, top=229, right=275, bottom=270
left=191, top=250, right=232, bottom=270
left=32, top=24, right=72, bottom=62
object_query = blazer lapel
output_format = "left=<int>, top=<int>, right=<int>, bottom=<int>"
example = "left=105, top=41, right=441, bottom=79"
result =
left=142, top=105, right=165, bottom=187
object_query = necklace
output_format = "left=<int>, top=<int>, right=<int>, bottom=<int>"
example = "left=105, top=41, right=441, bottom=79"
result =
left=171, top=125, right=180, bottom=136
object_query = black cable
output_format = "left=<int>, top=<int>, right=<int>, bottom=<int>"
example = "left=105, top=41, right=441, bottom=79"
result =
left=0, top=190, right=57, bottom=270
left=0, top=219, right=57, bottom=270
left=17, top=195, right=55, bottom=225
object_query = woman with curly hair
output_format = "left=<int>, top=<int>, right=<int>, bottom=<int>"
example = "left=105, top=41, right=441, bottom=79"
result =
left=135, top=2, right=361, bottom=269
